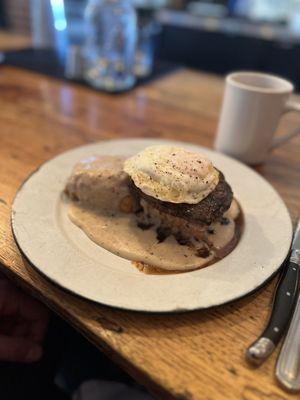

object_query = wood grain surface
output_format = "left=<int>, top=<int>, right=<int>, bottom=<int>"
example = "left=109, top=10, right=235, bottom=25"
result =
left=0, top=29, right=32, bottom=51
left=0, top=65, right=300, bottom=400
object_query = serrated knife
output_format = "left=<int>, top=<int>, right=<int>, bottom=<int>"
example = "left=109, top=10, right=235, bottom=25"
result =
left=246, top=219, right=300, bottom=365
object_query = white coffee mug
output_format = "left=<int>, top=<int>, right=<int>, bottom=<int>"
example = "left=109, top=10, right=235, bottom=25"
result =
left=214, top=72, right=300, bottom=164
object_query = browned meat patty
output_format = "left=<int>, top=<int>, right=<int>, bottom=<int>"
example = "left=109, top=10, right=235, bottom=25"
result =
left=129, top=171, right=233, bottom=225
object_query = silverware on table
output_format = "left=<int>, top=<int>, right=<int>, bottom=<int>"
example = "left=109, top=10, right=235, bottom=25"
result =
left=246, top=219, right=300, bottom=365
left=276, top=220, right=300, bottom=391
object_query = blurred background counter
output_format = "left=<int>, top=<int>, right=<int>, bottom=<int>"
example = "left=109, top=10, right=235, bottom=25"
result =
left=2, top=0, right=300, bottom=88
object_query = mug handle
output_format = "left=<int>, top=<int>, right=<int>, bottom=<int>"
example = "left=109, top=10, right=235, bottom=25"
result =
left=271, top=100, right=300, bottom=149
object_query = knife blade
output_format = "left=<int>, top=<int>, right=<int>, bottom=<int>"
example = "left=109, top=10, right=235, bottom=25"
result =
left=276, top=220, right=300, bottom=391
left=246, top=219, right=300, bottom=365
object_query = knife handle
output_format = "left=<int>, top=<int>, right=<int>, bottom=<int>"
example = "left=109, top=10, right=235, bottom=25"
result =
left=246, top=261, right=300, bottom=365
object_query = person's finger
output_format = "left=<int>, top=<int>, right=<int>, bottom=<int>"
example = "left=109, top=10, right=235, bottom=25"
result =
left=0, top=279, right=50, bottom=342
left=27, top=317, right=49, bottom=343
left=0, top=319, right=15, bottom=335
left=19, top=292, right=50, bottom=322
left=0, top=316, right=30, bottom=337
left=0, top=279, right=49, bottom=321
left=11, top=321, right=30, bottom=337
left=17, top=290, right=50, bottom=342
left=0, top=272, right=6, bottom=280
left=0, top=279, right=49, bottom=345
left=0, top=334, right=43, bottom=363
left=0, top=280, right=19, bottom=316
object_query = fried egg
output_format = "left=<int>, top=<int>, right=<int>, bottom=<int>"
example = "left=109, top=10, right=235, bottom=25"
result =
left=124, top=145, right=219, bottom=204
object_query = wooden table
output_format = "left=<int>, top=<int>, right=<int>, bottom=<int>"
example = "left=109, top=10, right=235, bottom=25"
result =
left=0, top=30, right=32, bottom=51
left=0, top=64, right=300, bottom=400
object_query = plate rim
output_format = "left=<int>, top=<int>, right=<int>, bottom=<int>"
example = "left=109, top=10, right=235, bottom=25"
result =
left=11, top=138, right=293, bottom=313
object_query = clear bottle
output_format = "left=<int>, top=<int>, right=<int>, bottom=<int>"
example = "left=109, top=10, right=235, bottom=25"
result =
left=83, top=0, right=137, bottom=92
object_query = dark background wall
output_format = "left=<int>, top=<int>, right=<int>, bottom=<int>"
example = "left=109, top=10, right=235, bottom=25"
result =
left=2, top=0, right=300, bottom=89
left=158, top=24, right=300, bottom=89
left=0, top=0, right=6, bottom=27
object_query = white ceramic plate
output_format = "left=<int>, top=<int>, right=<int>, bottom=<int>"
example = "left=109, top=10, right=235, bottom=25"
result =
left=12, top=139, right=293, bottom=313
